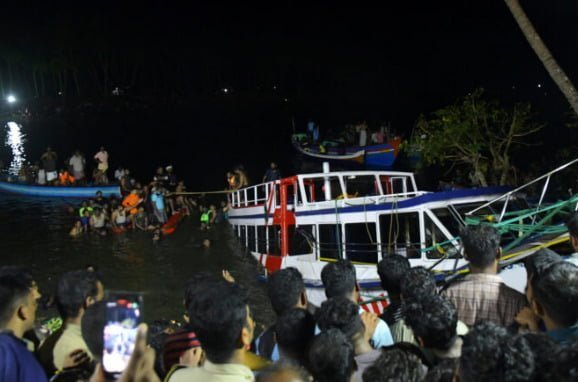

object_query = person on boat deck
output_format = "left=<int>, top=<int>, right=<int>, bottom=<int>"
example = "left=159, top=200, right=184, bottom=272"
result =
left=58, top=169, right=75, bottom=186
left=442, top=225, right=527, bottom=328
left=357, top=121, right=368, bottom=146
left=40, top=147, right=58, bottom=185
left=93, top=146, right=109, bottom=183
left=120, top=169, right=132, bottom=195
left=234, top=166, right=250, bottom=188
left=89, top=208, right=107, bottom=235
left=68, top=150, right=85, bottom=183
left=214, top=200, right=229, bottom=224
left=262, top=162, right=281, bottom=183
left=226, top=171, right=239, bottom=190
left=111, top=204, right=128, bottom=230
left=564, top=213, right=578, bottom=266
left=114, top=166, right=125, bottom=182
left=151, top=184, right=168, bottom=224
left=153, top=166, right=169, bottom=188
left=307, top=120, right=319, bottom=144
left=321, top=260, right=394, bottom=349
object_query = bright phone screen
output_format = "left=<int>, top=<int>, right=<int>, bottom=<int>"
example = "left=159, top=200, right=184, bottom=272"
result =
left=102, top=294, right=142, bottom=375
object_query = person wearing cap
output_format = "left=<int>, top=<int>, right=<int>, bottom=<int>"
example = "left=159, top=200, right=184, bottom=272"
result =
left=163, top=327, right=204, bottom=381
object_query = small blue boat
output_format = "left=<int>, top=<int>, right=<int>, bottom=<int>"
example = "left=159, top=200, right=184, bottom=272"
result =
left=0, top=180, right=121, bottom=198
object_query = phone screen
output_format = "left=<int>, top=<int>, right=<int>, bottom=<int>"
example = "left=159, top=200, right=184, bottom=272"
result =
left=102, top=292, right=143, bottom=376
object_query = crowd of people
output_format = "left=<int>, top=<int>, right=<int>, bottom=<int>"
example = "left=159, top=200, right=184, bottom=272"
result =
left=67, top=164, right=230, bottom=240
left=298, top=120, right=399, bottom=149
left=1, top=221, right=577, bottom=381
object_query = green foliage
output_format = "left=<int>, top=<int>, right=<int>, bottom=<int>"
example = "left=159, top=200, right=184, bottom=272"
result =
left=418, top=89, right=542, bottom=186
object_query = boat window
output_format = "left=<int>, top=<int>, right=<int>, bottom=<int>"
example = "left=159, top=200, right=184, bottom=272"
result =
left=247, top=226, right=256, bottom=252
left=390, top=177, right=407, bottom=195
left=424, top=213, right=461, bottom=259
left=302, top=176, right=344, bottom=202
left=240, top=226, right=247, bottom=248
left=268, top=226, right=281, bottom=255
left=379, top=213, right=421, bottom=258
left=343, top=175, right=380, bottom=198
left=431, top=208, right=463, bottom=238
left=345, top=223, right=378, bottom=263
left=319, top=224, right=343, bottom=260
left=257, top=226, right=267, bottom=253
left=291, top=225, right=315, bottom=256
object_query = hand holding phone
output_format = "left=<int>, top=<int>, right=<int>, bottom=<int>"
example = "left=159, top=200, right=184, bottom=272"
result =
left=102, top=292, right=143, bottom=379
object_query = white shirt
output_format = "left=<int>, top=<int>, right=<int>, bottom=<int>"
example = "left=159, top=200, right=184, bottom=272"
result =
left=94, top=151, right=109, bottom=165
left=68, top=155, right=85, bottom=172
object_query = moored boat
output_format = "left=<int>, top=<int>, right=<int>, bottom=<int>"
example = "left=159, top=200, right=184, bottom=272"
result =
left=0, top=180, right=121, bottom=198
left=292, top=133, right=401, bottom=169
left=227, top=161, right=577, bottom=313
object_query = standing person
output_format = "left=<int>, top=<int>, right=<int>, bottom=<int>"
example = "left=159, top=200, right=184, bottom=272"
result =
left=358, top=122, right=368, bottom=147
left=151, top=184, right=168, bottom=224
left=93, top=147, right=109, bottom=184
left=442, top=225, right=527, bottom=327
left=0, top=266, right=47, bottom=382
left=262, top=162, right=281, bottom=183
left=68, top=150, right=86, bottom=183
left=40, top=147, right=58, bottom=185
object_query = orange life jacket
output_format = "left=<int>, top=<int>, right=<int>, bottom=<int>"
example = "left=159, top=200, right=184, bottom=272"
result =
left=122, top=193, right=141, bottom=215
left=59, top=171, right=75, bottom=185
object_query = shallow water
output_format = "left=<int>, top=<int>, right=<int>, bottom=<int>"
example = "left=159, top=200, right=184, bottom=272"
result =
left=0, top=194, right=275, bottom=331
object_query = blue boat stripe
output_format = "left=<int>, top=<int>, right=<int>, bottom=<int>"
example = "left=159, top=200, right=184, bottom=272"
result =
left=229, top=187, right=509, bottom=219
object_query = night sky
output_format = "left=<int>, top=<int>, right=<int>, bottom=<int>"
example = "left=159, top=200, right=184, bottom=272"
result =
left=1, top=1, right=577, bottom=184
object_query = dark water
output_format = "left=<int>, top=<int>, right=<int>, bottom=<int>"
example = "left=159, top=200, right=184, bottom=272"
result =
left=0, top=194, right=275, bottom=330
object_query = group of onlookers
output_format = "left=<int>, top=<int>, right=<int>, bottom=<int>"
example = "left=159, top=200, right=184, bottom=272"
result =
left=2, top=218, right=578, bottom=381
left=11, top=146, right=111, bottom=186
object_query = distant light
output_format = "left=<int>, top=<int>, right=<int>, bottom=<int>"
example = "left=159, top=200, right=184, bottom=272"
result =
left=6, top=95, right=16, bottom=104
left=284, top=98, right=288, bottom=102
left=537, top=84, right=542, bottom=88
left=273, top=85, right=277, bottom=90
left=222, top=88, right=229, bottom=94
left=58, top=91, right=63, bottom=95
left=511, top=85, right=516, bottom=90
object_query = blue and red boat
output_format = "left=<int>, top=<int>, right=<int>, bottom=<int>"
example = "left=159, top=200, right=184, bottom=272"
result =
left=292, top=134, right=401, bottom=169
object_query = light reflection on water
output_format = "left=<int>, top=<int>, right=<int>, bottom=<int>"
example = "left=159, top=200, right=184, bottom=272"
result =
left=0, top=195, right=274, bottom=330
left=5, top=121, right=27, bottom=176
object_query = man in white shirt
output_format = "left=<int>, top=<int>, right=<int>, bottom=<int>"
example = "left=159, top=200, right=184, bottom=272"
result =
left=68, top=150, right=86, bottom=181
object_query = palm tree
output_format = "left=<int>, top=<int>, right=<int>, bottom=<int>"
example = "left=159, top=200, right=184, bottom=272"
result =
left=504, top=0, right=578, bottom=116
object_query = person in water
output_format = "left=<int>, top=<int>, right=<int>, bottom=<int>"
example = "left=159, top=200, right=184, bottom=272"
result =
left=151, top=184, right=168, bottom=224
left=89, top=208, right=107, bottom=235
left=111, top=204, right=128, bottom=231
left=199, top=206, right=211, bottom=231
left=80, top=210, right=91, bottom=232
left=69, top=220, right=84, bottom=237
left=134, top=206, right=155, bottom=231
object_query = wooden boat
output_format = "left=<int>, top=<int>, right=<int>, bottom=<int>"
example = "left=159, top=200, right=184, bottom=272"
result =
left=0, top=180, right=121, bottom=198
left=292, top=133, right=401, bottom=168
left=227, top=160, right=577, bottom=313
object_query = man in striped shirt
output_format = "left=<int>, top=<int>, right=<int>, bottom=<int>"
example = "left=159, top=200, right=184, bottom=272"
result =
left=442, top=225, right=526, bottom=327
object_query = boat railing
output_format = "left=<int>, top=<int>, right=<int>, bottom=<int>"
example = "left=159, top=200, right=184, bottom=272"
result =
left=229, top=181, right=280, bottom=208
left=467, top=158, right=578, bottom=222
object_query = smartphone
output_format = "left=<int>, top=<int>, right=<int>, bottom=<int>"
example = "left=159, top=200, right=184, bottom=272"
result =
left=102, top=292, right=143, bottom=378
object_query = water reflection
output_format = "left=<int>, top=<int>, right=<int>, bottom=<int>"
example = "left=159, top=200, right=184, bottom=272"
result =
left=5, top=121, right=27, bottom=175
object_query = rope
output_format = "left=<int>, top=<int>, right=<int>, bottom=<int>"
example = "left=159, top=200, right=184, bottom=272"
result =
left=169, top=190, right=234, bottom=196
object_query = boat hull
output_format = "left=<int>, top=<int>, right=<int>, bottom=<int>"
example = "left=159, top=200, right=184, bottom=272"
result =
left=0, top=181, right=121, bottom=198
